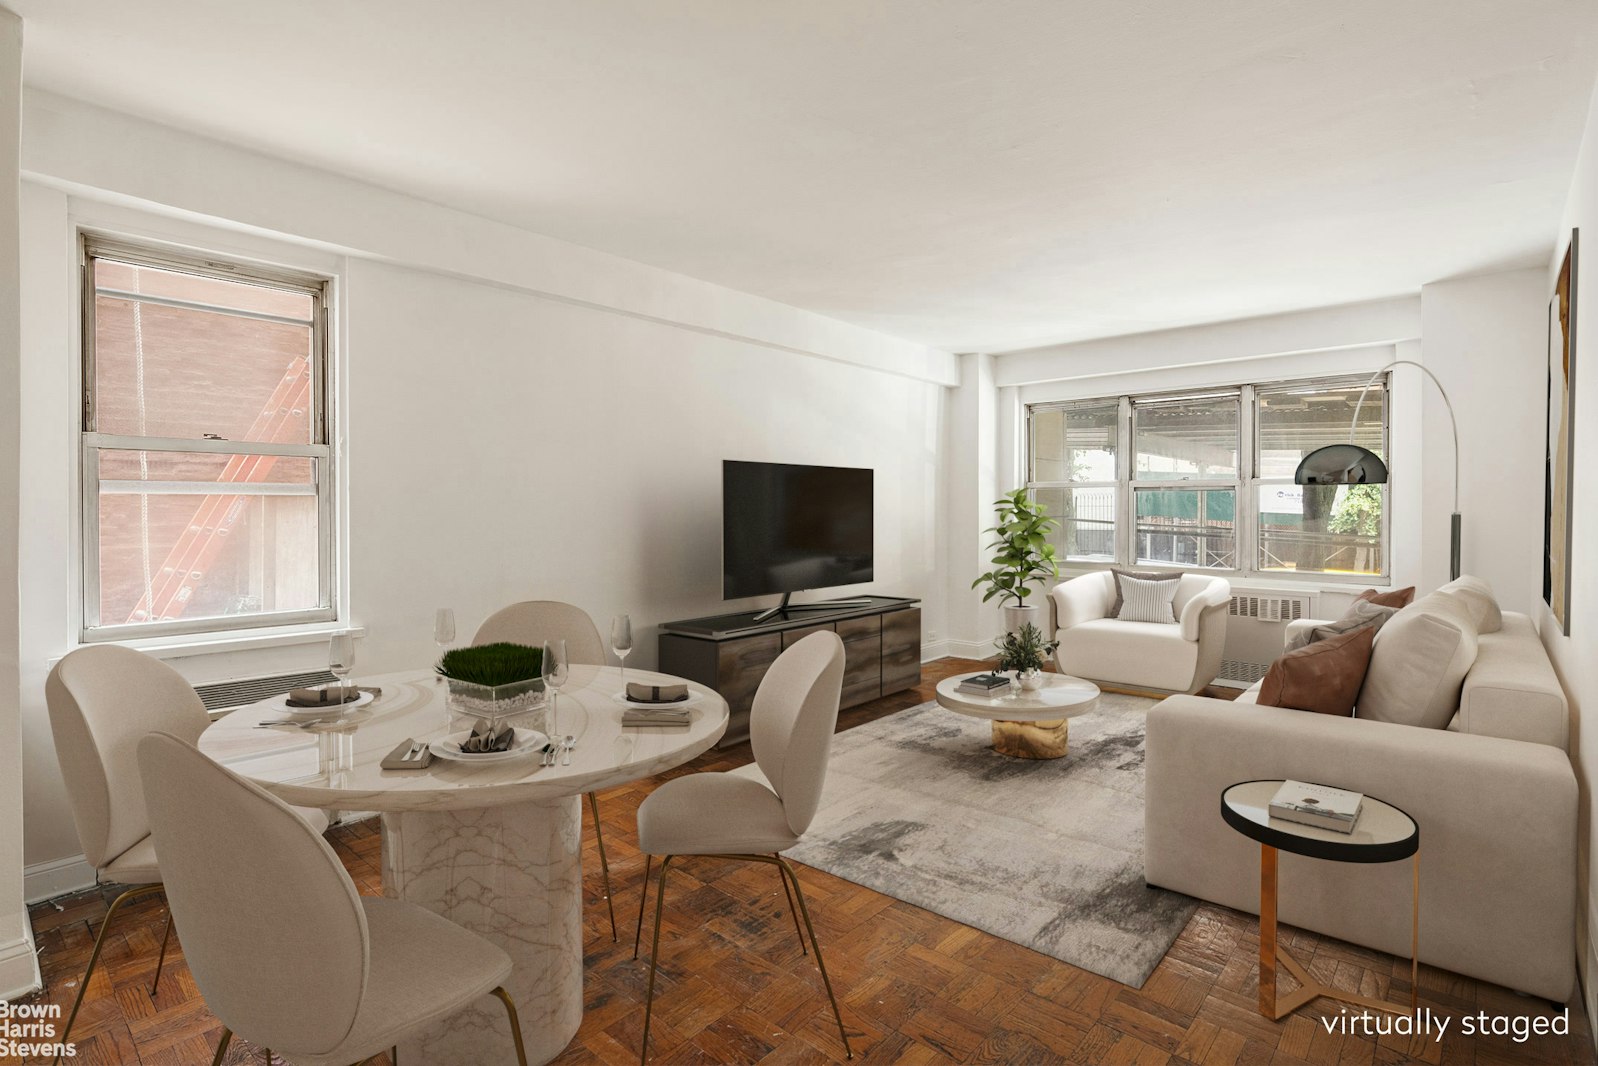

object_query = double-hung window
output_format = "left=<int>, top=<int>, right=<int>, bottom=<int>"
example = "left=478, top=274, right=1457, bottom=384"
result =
left=80, top=236, right=336, bottom=640
left=1026, top=374, right=1389, bottom=580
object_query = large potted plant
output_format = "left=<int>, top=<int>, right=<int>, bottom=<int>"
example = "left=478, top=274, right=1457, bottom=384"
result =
left=972, top=488, right=1062, bottom=636
left=436, top=642, right=546, bottom=724
left=994, top=622, right=1059, bottom=692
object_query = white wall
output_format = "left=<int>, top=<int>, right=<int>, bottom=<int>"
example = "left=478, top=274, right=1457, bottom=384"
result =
left=16, top=108, right=951, bottom=883
left=0, top=5, right=37, bottom=1001
left=1540, top=71, right=1598, bottom=1034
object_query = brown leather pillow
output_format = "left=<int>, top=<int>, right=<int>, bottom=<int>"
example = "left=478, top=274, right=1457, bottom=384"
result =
left=1256, top=626, right=1375, bottom=717
left=1357, top=586, right=1415, bottom=609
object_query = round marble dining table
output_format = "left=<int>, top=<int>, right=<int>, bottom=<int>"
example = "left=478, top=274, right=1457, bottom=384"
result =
left=198, top=664, right=728, bottom=1066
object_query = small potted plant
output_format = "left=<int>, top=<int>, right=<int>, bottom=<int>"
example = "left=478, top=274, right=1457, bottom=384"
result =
left=994, top=623, right=1058, bottom=692
left=436, top=642, right=546, bottom=723
left=972, top=488, right=1062, bottom=635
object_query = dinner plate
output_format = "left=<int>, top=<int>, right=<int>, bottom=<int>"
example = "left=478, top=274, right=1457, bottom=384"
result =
left=429, top=727, right=549, bottom=764
left=269, top=689, right=375, bottom=719
left=611, top=690, right=702, bottom=709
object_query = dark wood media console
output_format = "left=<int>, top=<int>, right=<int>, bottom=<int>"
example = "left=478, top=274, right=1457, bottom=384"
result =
left=658, top=596, right=921, bottom=748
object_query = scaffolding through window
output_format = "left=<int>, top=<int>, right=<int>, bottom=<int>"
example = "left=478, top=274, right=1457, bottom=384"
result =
left=1026, top=375, right=1389, bottom=579
left=80, top=235, right=335, bottom=639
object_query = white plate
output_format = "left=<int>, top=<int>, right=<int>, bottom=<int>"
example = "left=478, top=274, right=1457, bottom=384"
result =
left=269, top=689, right=375, bottom=719
left=429, top=727, right=550, bottom=764
left=611, top=689, right=702, bottom=709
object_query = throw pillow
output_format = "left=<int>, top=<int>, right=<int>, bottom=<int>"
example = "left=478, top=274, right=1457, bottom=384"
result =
left=1110, top=568, right=1177, bottom=616
left=1356, top=586, right=1415, bottom=609
left=1256, top=626, right=1376, bottom=716
left=1116, top=573, right=1181, bottom=623
left=1356, top=589, right=1478, bottom=729
left=1284, top=599, right=1399, bottom=652
left=1437, top=575, right=1502, bottom=634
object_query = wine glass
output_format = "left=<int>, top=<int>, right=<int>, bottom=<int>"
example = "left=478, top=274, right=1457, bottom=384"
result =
left=328, top=631, right=356, bottom=703
left=433, top=608, right=456, bottom=684
left=542, top=639, right=569, bottom=734
left=610, top=614, right=633, bottom=683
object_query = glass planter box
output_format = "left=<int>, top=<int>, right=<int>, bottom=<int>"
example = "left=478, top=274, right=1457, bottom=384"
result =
left=445, top=676, right=547, bottom=728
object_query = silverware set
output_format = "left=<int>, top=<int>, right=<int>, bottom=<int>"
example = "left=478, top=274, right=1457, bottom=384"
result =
left=542, top=734, right=577, bottom=767
left=400, top=740, right=427, bottom=762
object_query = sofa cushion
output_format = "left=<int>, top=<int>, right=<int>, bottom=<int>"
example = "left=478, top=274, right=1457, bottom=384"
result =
left=1437, top=575, right=1503, bottom=634
left=1116, top=574, right=1180, bottom=623
left=1055, top=618, right=1199, bottom=691
left=1356, top=589, right=1478, bottom=729
left=1284, top=599, right=1398, bottom=652
left=1257, top=626, right=1374, bottom=716
left=1357, top=586, right=1416, bottom=608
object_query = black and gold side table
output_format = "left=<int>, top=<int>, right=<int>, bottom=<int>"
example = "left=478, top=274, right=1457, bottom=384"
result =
left=1221, top=780, right=1419, bottom=1021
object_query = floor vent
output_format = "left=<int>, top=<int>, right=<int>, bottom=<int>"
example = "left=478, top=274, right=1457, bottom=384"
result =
left=195, top=670, right=338, bottom=713
left=1218, top=658, right=1270, bottom=685
left=1228, top=593, right=1313, bottom=622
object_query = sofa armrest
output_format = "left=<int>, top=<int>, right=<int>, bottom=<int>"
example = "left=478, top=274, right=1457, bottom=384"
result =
left=1282, top=618, right=1336, bottom=650
left=1050, top=572, right=1111, bottom=630
left=1179, top=581, right=1229, bottom=642
left=1452, top=615, right=1569, bottom=750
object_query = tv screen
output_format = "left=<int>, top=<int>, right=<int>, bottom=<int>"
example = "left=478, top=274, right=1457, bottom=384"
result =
left=723, top=461, right=874, bottom=600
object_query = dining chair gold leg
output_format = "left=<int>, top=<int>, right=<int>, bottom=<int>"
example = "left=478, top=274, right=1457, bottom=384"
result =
left=150, top=909, right=174, bottom=996
left=774, top=857, right=852, bottom=1059
left=774, top=853, right=806, bottom=954
left=490, top=985, right=530, bottom=1066
left=588, top=792, right=618, bottom=941
left=54, top=883, right=163, bottom=1065
left=639, top=855, right=674, bottom=1065
left=633, top=853, right=653, bottom=959
left=209, top=1026, right=232, bottom=1066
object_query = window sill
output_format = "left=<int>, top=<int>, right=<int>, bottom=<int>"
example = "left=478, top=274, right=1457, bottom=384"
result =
left=54, top=622, right=366, bottom=666
left=1055, top=564, right=1389, bottom=595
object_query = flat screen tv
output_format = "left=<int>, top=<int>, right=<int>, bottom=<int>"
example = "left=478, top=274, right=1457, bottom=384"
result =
left=722, top=460, right=874, bottom=601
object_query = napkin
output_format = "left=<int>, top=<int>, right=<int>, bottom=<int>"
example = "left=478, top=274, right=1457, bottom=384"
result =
left=460, top=720, right=515, bottom=754
left=625, top=681, right=689, bottom=704
left=622, top=707, right=692, bottom=728
left=286, top=686, right=363, bottom=708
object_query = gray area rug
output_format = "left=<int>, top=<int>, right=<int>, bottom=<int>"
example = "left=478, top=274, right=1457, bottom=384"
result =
left=733, top=692, right=1197, bottom=988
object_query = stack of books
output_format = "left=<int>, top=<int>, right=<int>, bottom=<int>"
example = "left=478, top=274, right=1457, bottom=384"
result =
left=621, top=706, right=693, bottom=728
left=958, top=672, right=1013, bottom=697
left=1268, top=780, right=1364, bottom=833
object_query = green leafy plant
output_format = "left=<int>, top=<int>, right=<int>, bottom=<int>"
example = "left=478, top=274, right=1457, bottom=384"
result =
left=994, top=623, right=1059, bottom=674
left=436, top=642, right=544, bottom=687
left=1328, top=483, right=1382, bottom=538
left=971, top=488, right=1061, bottom=607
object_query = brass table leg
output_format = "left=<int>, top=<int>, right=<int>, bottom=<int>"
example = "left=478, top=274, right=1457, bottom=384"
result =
left=1256, top=842, right=1421, bottom=1020
left=990, top=717, right=1069, bottom=759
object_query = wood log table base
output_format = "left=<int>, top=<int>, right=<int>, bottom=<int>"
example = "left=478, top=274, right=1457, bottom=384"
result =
left=991, top=717, right=1069, bottom=759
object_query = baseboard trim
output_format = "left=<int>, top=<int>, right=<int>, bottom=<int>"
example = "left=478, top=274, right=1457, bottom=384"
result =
left=24, top=853, right=95, bottom=905
left=0, top=925, right=41, bottom=1001
left=934, top=639, right=993, bottom=661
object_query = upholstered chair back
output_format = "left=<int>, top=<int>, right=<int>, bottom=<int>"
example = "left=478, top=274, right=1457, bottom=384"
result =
left=137, top=732, right=368, bottom=1055
left=45, top=645, right=211, bottom=870
left=750, top=631, right=846, bottom=836
left=473, top=600, right=606, bottom=664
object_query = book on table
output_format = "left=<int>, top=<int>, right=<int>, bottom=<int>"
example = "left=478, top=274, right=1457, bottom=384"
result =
left=1268, top=780, right=1363, bottom=834
left=958, top=672, right=1013, bottom=695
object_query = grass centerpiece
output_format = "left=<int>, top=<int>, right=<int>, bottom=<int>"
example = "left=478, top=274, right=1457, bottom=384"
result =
left=436, top=642, right=546, bottom=722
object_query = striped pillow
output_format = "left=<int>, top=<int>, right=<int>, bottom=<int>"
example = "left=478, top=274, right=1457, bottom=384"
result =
left=1116, top=574, right=1181, bottom=624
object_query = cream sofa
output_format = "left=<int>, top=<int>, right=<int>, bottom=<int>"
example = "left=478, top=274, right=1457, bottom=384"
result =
left=1144, top=579, right=1577, bottom=1001
left=1049, top=571, right=1230, bottom=693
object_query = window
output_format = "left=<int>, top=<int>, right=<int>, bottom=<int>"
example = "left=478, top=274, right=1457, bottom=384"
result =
left=1026, top=374, right=1389, bottom=580
left=81, top=236, right=335, bottom=639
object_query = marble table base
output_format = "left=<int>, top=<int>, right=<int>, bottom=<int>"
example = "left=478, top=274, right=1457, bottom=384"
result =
left=991, top=717, right=1069, bottom=759
left=382, top=796, right=583, bottom=1065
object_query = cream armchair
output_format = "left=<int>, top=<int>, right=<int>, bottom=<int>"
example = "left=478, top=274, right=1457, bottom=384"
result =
left=1048, top=571, right=1229, bottom=693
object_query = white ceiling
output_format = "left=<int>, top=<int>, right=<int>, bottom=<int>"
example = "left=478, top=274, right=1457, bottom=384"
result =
left=11, top=1, right=1598, bottom=352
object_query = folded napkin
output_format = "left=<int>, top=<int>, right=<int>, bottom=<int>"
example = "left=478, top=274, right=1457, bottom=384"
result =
left=622, top=707, right=693, bottom=728
left=460, top=720, right=515, bottom=754
left=286, top=685, right=363, bottom=708
left=625, top=681, right=689, bottom=704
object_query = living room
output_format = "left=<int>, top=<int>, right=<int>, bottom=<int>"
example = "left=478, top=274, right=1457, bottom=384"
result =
left=1, top=3, right=1597, bottom=1064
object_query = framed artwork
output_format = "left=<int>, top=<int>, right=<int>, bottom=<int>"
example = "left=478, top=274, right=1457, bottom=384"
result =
left=1545, top=228, right=1578, bottom=634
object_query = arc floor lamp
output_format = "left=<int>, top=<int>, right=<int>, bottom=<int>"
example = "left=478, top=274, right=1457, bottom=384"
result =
left=1294, top=360, right=1461, bottom=581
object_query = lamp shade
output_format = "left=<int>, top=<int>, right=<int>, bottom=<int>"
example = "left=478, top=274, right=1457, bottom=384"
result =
left=1293, top=444, right=1389, bottom=486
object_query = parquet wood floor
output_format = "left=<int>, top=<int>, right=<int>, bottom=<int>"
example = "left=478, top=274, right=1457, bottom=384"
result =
left=16, top=659, right=1592, bottom=1065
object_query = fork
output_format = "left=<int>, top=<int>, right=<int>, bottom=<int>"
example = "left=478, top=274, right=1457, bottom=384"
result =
left=540, top=741, right=557, bottom=767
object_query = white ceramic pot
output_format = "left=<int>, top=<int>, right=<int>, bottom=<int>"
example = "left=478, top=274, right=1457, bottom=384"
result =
left=1002, top=603, right=1043, bottom=637
left=1016, top=668, right=1046, bottom=692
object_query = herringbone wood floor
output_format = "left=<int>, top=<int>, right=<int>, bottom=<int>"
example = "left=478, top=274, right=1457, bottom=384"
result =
left=18, top=659, right=1593, bottom=1065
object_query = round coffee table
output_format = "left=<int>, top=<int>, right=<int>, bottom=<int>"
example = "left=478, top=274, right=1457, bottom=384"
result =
left=934, top=672, right=1100, bottom=758
left=1221, top=780, right=1419, bottom=1021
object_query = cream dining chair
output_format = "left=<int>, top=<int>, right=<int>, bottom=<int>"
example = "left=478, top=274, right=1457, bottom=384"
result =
left=633, top=630, right=851, bottom=1063
left=474, top=599, right=619, bottom=939
left=44, top=644, right=332, bottom=1062
left=137, top=731, right=528, bottom=1066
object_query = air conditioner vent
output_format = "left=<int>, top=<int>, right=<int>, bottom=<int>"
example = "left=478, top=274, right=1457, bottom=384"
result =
left=195, top=669, right=338, bottom=713
left=1228, top=593, right=1313, bottom=623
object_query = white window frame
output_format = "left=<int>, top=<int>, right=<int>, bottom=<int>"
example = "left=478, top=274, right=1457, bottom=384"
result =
left=1129, top=387, right=1243, bottom=571
left=78, top=233, right=339, bottom=641
left=1025, top=373, right=1391, bottom=583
